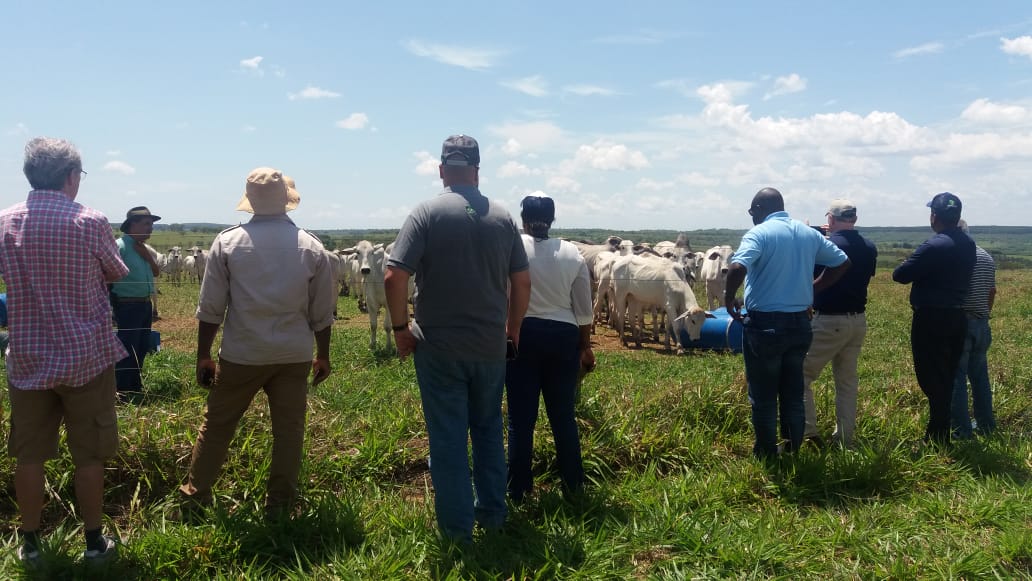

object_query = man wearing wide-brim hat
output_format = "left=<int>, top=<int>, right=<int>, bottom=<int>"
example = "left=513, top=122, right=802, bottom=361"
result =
left=179, top=167, right=337, bottom=516
left=111, top=206, right=162, bottom=401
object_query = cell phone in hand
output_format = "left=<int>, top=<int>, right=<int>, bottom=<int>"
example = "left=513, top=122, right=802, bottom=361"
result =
left=200, top=367, right=214, bottom=387
left=506, top=338, right=518, bottom=360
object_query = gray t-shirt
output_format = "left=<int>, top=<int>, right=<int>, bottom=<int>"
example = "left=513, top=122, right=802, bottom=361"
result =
left=388, top=185, right=529, bottom=360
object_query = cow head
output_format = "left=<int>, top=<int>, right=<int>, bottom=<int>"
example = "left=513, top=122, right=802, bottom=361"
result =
left=673, top=305, right=717, bottom=343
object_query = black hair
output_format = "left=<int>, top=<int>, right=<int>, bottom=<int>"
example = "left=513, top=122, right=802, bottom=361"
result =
left=520, top=196, right=555, bottom=238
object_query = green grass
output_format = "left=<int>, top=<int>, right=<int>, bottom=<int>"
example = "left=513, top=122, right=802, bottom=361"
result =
left=0, top=268, right=1029, bottom=579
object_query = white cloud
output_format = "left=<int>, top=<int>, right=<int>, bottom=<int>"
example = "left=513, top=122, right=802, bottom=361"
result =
left=961, top=98, right=1031, bottom=125
left=636, top=178, right=675, bottom=191
left=696, top=81, right=754, bottom=105
left=911, top=132, right=1032, bottom=171
left=404, top=39, right=504, bottom=70
left=239, top=56, right=264, bottom=75
left=335, top=113, right=369, bottom=130
left=501, top=75, right=549, bottom=97
left=570, top=141, right=650, bottom=171
left=413, top=151, right=439, bottom=176
left=893, top=42, right=944, bottom=59
left=497, top=160, right=535, bottom=178
left=488, top=121, right=566, bottom=153
left=546, top=176, right=582, bottom=193
left=677, top=172, right=720, bottom=188
left=563, top=84, right=616, bottom=96
left=1000, top=36, right=1032, bottom=59
left=764, top=73, right=807, bottom=100
left=502, top=138, right=522, bottom=157
left=103, top=160, right=136, bottom=175
left=693, top=89, right=932, bottom=153
left=288, top=86, right=341, bottom=100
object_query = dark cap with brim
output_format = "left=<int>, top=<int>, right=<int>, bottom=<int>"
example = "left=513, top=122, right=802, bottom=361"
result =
left=927, top=192, right=962, bottom=217
left=120, top=206, right=161, bottom=232
left=441, top=134, right=480, bottom=166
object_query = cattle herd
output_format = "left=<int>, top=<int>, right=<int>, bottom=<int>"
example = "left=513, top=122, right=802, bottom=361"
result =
left=325, top=234, right=734, bottom=354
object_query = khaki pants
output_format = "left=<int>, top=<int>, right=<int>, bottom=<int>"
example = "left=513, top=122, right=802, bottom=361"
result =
left=802, top=313, right=866, bottom=446
left=180, top=359, right=310, bottom=509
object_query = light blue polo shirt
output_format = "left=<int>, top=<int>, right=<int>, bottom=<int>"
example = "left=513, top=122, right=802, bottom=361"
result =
left=732, top=211, right=847, bottom=312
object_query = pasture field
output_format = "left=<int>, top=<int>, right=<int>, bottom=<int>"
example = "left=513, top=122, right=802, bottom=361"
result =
left=0, top=267, right=1029, bottom=578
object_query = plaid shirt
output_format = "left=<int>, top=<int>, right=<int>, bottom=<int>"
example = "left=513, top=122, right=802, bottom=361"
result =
left=0, top=190, right=128, bottom=389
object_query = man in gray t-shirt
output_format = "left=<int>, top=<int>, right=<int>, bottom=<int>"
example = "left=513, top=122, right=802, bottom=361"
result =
left=385, top=134, right=530, bottom=543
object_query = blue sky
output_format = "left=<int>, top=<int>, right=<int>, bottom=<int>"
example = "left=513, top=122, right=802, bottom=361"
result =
left=2, top=1, right=1031, bottom=230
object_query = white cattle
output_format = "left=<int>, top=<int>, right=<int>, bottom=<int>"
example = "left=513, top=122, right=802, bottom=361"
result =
left=570, top=236, right=623, bottom=280
left=700, top=245, right=734, bottom=310
left=186, top=246, right=207, bottom=284
left=590, top=250, right=619, bottom=331
left=351, top=240, right=393, bottom=351
left=654, top=233, right=695, bottom=282
left=183, top=255, right=196, bottom=283
left=162, top=246, right=183, bottom=286
left=611, top=255, right=714, bottom=353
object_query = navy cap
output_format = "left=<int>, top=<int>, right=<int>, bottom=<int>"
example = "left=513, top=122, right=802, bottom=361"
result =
left=927, top=192, right=962, bottom=217
left=441, top=134, right=480, bottom=166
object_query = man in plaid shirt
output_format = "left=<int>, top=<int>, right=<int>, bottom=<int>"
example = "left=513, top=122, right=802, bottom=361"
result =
left=0, top=137, right=128, bottom=565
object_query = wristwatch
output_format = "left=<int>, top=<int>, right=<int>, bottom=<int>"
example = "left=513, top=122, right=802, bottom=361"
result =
left=392, top=324, right=408, bottom=332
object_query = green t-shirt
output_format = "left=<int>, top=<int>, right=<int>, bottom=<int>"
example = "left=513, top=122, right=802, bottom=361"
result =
left=111, top=237, right=155, bottom=298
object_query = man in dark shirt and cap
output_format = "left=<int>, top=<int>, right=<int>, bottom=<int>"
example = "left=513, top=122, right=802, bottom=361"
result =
left=803, top=199, right=878, bottom=448
left=893, top=192, right=975, bottom=445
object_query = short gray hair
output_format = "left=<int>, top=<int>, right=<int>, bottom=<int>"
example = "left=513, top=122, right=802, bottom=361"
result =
left=958, top=219, right=969, bottom=234
left=23, top=137, right=82, bottom=191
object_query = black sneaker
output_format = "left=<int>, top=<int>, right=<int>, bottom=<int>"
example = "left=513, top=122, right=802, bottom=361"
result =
left=83, top=535, right=118, bottom=564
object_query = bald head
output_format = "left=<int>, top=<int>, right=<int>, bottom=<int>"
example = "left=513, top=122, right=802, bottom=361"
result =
left=750, top=187, right=784, bottom=224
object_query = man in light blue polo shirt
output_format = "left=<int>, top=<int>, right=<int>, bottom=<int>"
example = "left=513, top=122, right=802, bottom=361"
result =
left=725, top=187, right=851, bottom=459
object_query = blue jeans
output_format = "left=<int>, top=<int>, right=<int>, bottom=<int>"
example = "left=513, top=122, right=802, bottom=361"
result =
left=114, top=299, right=153, bottom=393
left=742, top=311, right=813, bottom=459
left=413, top=348, right=507, bottom=543
left=951, top=317, right=995, bottom=438
left=505, top=317, right=584, bottom=502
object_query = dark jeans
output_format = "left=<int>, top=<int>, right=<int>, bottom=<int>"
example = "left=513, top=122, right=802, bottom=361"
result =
left=114, top=299, right=153, bottom=393
left=911, top=307, right=967, bottom=444
left=742, top=310, right=813, bottom=459
left=505, top=317, right=584, bottom=501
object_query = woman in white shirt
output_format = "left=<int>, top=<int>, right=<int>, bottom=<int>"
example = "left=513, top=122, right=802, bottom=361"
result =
left=506, top=195, right=595, bottom=502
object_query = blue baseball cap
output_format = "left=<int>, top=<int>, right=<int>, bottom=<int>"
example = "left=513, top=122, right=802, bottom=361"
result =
left=927, top=192, right=962, bottom=217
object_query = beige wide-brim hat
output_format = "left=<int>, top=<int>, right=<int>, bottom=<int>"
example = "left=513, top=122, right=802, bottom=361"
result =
left=235, top=167, right=300, bottom=215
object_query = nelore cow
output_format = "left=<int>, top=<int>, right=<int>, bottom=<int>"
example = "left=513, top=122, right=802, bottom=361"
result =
left=701, top=245, right=734, bottom=310
left=610, top=254, right=715, bottom=353
left=340, top=240, right=393, bottom=351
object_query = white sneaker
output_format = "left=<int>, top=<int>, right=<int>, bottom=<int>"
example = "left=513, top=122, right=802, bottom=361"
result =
left=83, top=535, right=118, bottom=564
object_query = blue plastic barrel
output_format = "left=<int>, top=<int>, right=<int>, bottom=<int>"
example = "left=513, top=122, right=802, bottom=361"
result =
left=678, top=306, right=745, bottom=353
